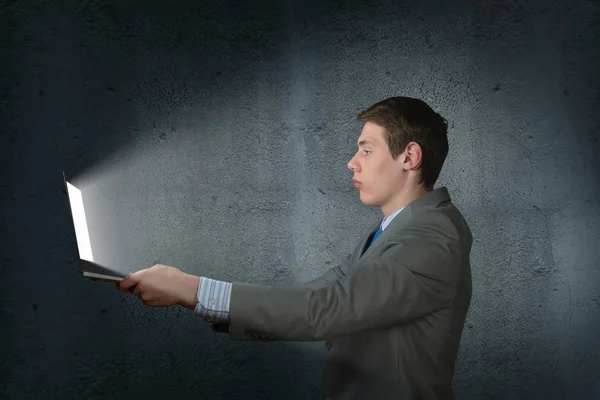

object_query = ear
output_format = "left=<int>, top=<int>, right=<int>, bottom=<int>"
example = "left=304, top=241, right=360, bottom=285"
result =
left=403, top=142, right=423, bottom=171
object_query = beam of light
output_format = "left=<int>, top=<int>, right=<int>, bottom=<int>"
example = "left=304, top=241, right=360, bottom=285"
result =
left=66, top=181, right=94, bottom=262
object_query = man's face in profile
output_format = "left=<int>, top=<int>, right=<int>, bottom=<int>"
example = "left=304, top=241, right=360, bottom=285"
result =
left=348, top=122, right=406, bottom=210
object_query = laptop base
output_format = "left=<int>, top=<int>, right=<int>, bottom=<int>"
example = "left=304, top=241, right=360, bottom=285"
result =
left=83, top=271, right=125, bottom=282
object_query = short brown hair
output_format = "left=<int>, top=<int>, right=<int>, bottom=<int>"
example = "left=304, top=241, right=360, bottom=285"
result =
left=357, top=96, right=449, bottom=190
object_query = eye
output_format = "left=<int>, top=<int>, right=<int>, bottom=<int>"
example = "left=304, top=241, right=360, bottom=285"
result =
left=363, top=150, right=372, bottom=155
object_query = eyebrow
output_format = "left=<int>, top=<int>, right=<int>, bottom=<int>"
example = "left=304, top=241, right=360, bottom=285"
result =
left=357, top=139, right=375, bottom=147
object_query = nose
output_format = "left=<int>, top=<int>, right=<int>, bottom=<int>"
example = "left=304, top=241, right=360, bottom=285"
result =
left=348, top=153, right=359, bottom=172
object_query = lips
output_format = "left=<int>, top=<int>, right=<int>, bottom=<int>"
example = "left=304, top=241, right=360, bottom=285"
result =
left=353, top=179, right=361, bottom=188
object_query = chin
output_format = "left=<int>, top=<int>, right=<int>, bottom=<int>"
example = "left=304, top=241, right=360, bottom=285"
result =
left=359, top=191, right=380, bottom=207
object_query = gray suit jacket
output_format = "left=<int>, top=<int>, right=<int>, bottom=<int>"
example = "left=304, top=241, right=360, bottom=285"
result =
left=216, top=187, right=473, bottom=399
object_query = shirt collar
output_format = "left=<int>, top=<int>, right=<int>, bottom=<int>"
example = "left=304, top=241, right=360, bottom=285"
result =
left=381, top=207, right=404, bottom=231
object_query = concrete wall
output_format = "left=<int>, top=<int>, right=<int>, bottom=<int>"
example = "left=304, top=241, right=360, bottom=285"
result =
left=1, top=0, right=599, bottom=399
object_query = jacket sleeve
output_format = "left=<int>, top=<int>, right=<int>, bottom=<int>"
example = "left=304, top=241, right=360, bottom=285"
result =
left=210, top=253, right=352, bottom=335
left=228, top=211, right=464, bottom=341
left=297, top=253, right=352, bottom=290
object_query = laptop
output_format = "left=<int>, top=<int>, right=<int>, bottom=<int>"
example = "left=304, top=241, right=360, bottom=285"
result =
left=63, top=171, right=127, bottom=282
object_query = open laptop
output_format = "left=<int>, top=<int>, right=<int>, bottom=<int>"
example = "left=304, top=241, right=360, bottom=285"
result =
left=63, top=171, right=127, bottom=282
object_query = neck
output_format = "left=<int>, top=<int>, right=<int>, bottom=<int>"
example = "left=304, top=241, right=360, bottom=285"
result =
left=381, top=185, right=431, bottom=218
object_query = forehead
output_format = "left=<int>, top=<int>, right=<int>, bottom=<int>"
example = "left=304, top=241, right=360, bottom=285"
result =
left=357, top=121, right=386, bottom=146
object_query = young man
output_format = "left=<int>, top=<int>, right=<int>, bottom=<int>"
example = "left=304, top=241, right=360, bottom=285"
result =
left=118, top=96, right=473, bottom=399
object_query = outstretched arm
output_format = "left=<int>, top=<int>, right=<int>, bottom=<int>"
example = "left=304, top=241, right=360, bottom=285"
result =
left=116, top=212, right=462, bottom=342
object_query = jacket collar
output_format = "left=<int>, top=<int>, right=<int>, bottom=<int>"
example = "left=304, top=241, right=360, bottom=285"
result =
left=358, top=187, right=451, bottom=258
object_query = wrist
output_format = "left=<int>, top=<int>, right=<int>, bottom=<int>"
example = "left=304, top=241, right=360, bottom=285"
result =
left=179, top=273, right=200, bottom=310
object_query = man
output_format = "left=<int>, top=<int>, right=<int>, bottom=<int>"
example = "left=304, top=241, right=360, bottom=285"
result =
left=118, top=96, right=473, bottom=399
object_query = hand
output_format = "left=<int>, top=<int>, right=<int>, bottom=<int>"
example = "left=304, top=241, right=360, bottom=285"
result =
left=117, top=264, right=200, bottom=309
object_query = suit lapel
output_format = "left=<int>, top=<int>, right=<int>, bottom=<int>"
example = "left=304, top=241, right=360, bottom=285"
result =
left=357, top=187, right=452, bottom=260
left=357, top=220, right=382, bottom=259
left=359, top=219, right=392, bottom=260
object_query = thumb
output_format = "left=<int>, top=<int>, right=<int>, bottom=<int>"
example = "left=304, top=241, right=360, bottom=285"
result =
left=119, top=271, right=142, bottom=292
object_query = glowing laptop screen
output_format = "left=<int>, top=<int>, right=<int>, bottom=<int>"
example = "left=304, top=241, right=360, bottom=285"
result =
left=66, top=181, right=94, bottom=262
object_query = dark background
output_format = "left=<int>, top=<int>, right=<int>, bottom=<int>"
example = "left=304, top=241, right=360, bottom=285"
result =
left=1, top=0, right=599, bottom=399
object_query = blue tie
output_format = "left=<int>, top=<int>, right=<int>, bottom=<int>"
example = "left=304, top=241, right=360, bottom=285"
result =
left=368, top=226, right=383, bottom=248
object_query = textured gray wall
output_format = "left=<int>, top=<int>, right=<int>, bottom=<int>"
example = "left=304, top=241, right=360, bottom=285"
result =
left=1, top=0, right=599, bottom=399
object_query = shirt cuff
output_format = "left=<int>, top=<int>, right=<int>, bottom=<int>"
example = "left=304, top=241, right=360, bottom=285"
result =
left=193, top=276, right=232, bottom=323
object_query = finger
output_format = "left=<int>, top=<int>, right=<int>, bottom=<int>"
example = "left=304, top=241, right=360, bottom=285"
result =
left=119, top=271, right=142, bottom=292
left=133, top=284, right=142, bottom=296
